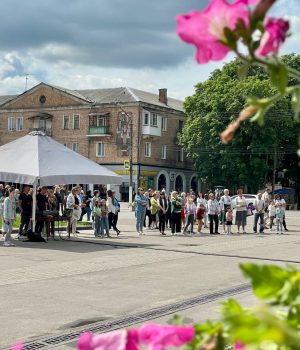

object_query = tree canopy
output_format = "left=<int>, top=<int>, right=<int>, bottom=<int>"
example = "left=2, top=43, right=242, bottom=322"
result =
left=180, top=54, right=300, bottom=193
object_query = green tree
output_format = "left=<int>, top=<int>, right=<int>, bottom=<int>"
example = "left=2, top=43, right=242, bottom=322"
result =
left=180, top=55, right=300, bottom=193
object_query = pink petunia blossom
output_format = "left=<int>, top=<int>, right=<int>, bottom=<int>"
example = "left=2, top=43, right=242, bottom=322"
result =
left=176, top=0, right=257, bottom=64
left=234, top=341, right=245, bottom=350
left=256, top=17, right=289, bottom=56
left=126, top=323, right=195, bottom=350
left=77, top=330, right=127, bottom=350
left=10, top=343, right=23, bottom=350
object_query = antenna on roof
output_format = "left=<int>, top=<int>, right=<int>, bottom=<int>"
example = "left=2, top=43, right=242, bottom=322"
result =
left=25, top=74, right=29, bottom=91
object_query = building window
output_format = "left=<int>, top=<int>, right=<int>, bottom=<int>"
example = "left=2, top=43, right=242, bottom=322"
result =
left=162, top=117, right=167, bottom=131
left=177, top=148, right=184, bottom=162
left=96, top=116, right=106, bottom=126
left=73, top=114, right=80, bottom=129
left=178, top=120, right=184, bottom=132
left=16, top=117, right=24, bottom=131
left=161, top=145, right=167, bottom=159
left=96, top=142, right=106, bottom=157
left=63, top=115, right=70, bottom=129
left=144, top=142, right=151, bottom=157
left=8, top=117, right=15, bottom=131
left=150, top=113, right=158, bottom=126
left=144, top=113, right=149, bottom=125
left=72, top=143, right=79, bottom=153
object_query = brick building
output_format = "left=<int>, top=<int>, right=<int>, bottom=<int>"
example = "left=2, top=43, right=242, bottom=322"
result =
left=0, top=83, right=198, bottom=200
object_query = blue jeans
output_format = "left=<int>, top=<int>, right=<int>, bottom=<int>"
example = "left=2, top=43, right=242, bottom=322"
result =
left=100, top=217, right=110, bottom=236
left=253, top=213, right=264, bottom=232
left=136, top=210, right=146, bottom=232
left=94, top=216, right=102, bottom=236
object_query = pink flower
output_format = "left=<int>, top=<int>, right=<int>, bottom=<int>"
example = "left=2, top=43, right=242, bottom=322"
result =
left=78, top=330, right=127, bottom=350
left=127, top=323, right=195, bottom=350
left=234, top=341, right=245, bottom=350
left=10, top=343, right=23, bottom=350
left=176, top=0, right=257, bottom=64
left=256, top=17, right=289, bottom=56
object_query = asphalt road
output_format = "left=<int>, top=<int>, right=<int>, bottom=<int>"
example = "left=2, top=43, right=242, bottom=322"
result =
left=0, top=206, right=299, bottom=350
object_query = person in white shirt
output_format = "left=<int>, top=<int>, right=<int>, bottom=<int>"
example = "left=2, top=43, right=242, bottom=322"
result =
left=207, top=193, right=221, bottom=234
left=274, top=194, right=288, bottom=231
left=268, top=200, right=276, bottom=231
left=219, top=189, right=232, bottom=233
left=253, top=192, right=265, bottom=233
left=196, top=192, right=208, bottom=228
left=235, top=189, right=247, bottom=234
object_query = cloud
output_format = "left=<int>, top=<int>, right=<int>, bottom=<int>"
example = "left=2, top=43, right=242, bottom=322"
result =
left=0, top=0, right=202, bottom=69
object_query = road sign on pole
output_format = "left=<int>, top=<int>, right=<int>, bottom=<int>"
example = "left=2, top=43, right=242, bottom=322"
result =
left=124, top=160, right=130, bottom=171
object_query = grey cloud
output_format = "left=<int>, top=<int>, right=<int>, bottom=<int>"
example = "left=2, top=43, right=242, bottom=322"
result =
left=0, top=0, right=204, bottom=68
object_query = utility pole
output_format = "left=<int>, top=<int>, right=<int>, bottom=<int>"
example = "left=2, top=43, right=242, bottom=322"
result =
left=272, top=147, right=277, bottom=198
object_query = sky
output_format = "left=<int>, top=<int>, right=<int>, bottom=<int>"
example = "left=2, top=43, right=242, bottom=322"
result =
left=0, top=0, right=299, bottom=100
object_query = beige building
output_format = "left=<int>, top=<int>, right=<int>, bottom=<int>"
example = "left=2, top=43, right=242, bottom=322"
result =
left=0, top=83, right=198, bottom=200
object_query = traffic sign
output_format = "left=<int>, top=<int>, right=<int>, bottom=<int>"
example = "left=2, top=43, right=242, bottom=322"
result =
left=124, top=160, right=130, bottom=170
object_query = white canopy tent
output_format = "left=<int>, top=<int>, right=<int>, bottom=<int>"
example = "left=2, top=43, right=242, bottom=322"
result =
left=0, top=131, right=122, bottom=223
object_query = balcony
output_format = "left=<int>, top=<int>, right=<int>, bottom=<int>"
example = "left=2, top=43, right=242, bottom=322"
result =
left=88, top=126, right=111, bottom=136
left=30, top=127, right=52, bottom=136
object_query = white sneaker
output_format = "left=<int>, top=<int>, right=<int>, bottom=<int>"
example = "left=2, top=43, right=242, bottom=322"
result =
left=3, top=242, right=15, bottom=247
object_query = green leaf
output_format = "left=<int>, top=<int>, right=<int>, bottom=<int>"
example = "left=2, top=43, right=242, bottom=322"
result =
left=223, top=27, right=237, bottom=51
left=239, top=264, right=290, bottom=299
left=250, top=108, right=266, bottom=126
left=291, top=87, right=300, bottom=122
left=269, top=64, right=288, bottom=94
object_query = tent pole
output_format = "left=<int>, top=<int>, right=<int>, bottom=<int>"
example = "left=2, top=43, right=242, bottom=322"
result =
left=32, top=185, right=37, bottom=230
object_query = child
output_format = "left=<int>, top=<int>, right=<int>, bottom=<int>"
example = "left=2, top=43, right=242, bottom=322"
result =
left=183, top=198, right=197, bottom=234
left=93, top=200, right=102, bottom=237
left=100, top=199, right=111, bottom=238
left=275, top=202, right=284, bottom=234
left=196, top=203, right=205, bottom=233
left=225, top=208, right=233, bottom=234
left=268, top=200, right=276, bottom=231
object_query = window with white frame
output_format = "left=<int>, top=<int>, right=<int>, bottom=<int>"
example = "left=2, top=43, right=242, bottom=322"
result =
left=96, top=142, right=106, bottom=157
left=177, top=148, right=184, bottom=162
left=162, top=117, right=167, bottom=131
left=63, top=115, right=70, bottom=129
left=72, top=143, right=79, bottom=153
left=96, top=116, right=106, bottom=126
left=73, top=114, right=80, bottom=129
left=150, top=113, right=158, bottom=126
left=8, top=117, right=15, bottom=131
left=161, top=145, right=167, bottom=159
left=144, top=142, right=151, bottom=157
left=143, top=112, right=149, bottom=125
left=16, top=117, right=23, bottom=131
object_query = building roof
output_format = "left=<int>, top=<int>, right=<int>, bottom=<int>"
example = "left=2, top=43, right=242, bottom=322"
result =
left=76, top=87, right=183, bottom=112
left=0, top=83, right=183, bottom=112
left=0, top=95, right=16, bottom=105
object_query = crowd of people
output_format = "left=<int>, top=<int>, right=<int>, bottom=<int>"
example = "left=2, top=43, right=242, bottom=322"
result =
left=0, top=184, right=121, bottom=246
left=132, top=187, right=289, bottom=236
left=0, top=183, right=290, bottom=246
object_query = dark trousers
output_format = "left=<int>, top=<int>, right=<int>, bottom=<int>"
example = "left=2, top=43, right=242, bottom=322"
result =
left=18, top=212, right=31, bottom=235
left=283, top=215, right=287, bottom=230
left=171, top=212, right=181, bottom=233
left=158, top=213, right=166, bottom=233
left=253, top=213, right=264, bottom=232
left=184, top=214, right=195, bottom=233
left=108, top=212, right=119, bottom=232
left=208, top=214, right=219, bottom=234
left=35, top=220, right=44, bottom=234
